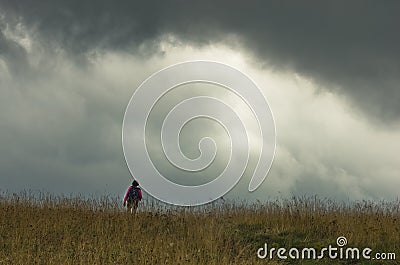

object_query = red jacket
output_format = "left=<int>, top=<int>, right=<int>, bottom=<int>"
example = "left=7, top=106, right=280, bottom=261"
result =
left=124, top=186, right=142, bottom=203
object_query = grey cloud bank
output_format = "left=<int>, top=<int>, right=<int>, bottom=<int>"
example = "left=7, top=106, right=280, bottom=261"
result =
left=0, top=1, right=399, bottom=201
left=2, top=0, right=399, bottom=121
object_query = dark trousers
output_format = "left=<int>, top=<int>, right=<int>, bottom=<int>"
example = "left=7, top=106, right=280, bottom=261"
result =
left=127, top=199, right=139, bottom=213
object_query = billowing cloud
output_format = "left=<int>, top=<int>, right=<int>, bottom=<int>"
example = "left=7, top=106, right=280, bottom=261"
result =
left=0, top=1, right=399, bottom=201
left=1, top=0, right=399, bottom=121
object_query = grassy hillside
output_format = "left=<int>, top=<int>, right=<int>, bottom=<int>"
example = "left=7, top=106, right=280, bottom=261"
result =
left=0, top=192, right=399, bottom=264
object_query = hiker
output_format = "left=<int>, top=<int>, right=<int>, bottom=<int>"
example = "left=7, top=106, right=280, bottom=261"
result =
left=123, top=180, right=142, bottom=213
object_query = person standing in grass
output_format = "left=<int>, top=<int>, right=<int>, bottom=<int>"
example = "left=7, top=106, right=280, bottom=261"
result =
left=123, top=180, right=142, bottom=213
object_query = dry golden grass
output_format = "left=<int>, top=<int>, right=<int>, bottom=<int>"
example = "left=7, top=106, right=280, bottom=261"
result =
left=0, top=192, right=399, bottom=264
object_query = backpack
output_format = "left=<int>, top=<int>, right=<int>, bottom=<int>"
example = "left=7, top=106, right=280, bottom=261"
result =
left=128, top=186, right=140, bottom=202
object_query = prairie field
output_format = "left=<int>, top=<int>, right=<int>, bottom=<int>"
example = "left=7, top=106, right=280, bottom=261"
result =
left=0, top=192, right=399, bottom=265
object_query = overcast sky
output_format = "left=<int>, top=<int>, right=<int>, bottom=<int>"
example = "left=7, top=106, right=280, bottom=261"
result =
left=1, top=1, right=399, bottom=202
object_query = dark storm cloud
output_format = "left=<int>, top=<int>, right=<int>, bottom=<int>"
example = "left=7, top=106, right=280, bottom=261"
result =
left=1, top=0, right=399, bottom=201
left=1, top=0, right=399, bottom=121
